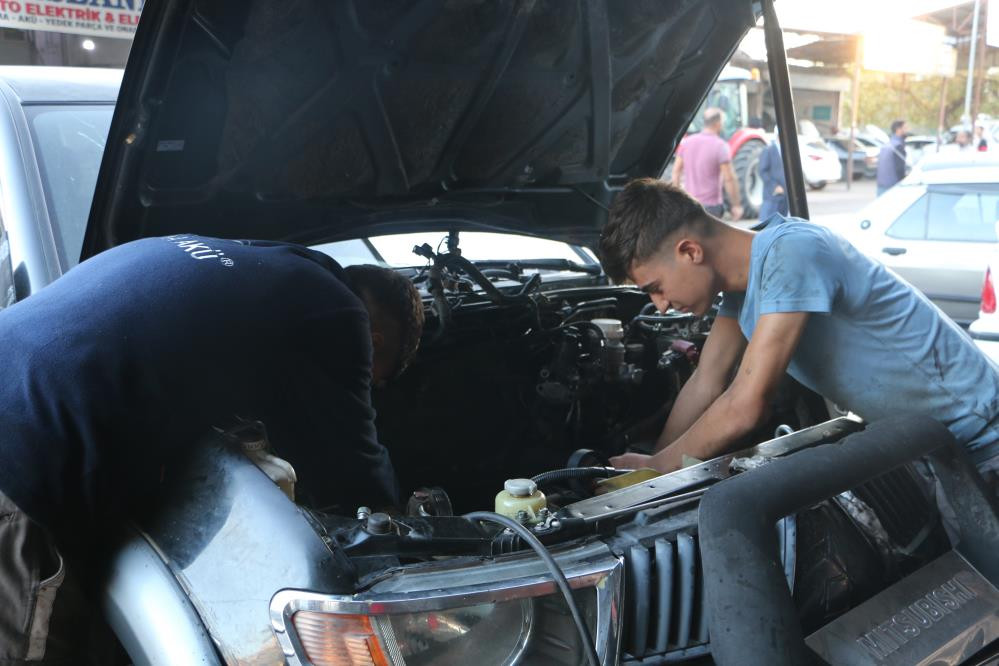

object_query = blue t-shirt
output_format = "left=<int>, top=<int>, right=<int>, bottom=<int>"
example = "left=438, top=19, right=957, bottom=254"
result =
left=0, top=235, right=398, bottom=546
left=719, top=217, right=999, bottom=465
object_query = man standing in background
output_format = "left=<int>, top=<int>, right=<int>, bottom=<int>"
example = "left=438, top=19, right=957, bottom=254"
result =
left=671, top=108, right=744, bottom=220
left=955, top=129, right=973, bottom=151
left=758, top=129, right=787, bottom=222
left=974, top=123, right=989, bottom=151
left=876, top=119, right=908, bottom=196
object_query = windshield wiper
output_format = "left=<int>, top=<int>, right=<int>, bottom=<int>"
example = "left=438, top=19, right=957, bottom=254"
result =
left=469, top=258, right=602, bottom=276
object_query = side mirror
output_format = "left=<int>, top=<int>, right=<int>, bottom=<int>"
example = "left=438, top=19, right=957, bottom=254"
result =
left=860, top=220, right=871, bottom=230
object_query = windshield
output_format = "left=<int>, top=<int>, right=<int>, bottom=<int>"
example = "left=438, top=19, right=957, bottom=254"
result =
left=313, top=231, right=596, bottom=269
left=26, top=104, right=115, bottom=268
left=687, top=80, right=744, bottom=139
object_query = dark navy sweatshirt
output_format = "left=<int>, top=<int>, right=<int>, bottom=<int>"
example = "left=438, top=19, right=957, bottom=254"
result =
left=0, top=235, right=398, bottom=546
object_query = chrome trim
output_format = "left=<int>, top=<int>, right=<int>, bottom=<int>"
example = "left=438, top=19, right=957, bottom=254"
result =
left=0, top=79, right=61, bottom=299
left=566, top=416, right=864, bottom=520
left=970, top=329, right=999, bottom=342
left=921, top=292, right=979, bottom=305
left=270, top=540, right=623, bottom=665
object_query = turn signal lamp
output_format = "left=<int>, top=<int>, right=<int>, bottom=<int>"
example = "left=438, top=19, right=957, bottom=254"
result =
left=292, top=613, right=389, bottom=666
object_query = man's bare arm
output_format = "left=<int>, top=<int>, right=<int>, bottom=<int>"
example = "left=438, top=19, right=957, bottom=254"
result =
left=670, top=155, right=684, bottom=187
left=720, top=162, right=743, bottom=219
left=613, top=312, right=809, bottom=472
left=654, top=315, right=746, bottom=452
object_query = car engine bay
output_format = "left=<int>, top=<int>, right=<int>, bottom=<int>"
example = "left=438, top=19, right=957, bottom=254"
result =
left=373, top=242, right=829, bottom=516
left=301, top=245, right=954, bottom=662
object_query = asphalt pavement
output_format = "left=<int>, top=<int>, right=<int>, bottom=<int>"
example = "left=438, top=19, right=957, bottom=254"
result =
left=805, top=177, right=878, bottom=228
left=731, top=177, right=877, bottom=231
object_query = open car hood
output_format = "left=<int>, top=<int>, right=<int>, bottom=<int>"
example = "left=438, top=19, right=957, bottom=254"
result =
left=83, top=0, right=758, bottom=258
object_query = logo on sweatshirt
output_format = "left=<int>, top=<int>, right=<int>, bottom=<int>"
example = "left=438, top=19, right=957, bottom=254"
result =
left=164, top=235, right=234, bottom=266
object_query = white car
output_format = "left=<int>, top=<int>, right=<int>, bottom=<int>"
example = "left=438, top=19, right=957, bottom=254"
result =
left=905, top=135, right=940, bottom=169
left=830, top=153, right=999, bottom=325
left=799, top=137, right=842, bottom=190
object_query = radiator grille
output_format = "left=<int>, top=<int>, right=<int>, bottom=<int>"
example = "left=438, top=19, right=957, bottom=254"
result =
left=621, top=519, right=794, bottom=662
left=622, top=532, right=707, bottom=660
left=852, top=465, right=936, bottom=551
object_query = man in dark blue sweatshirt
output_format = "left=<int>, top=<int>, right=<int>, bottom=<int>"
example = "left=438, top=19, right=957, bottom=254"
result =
left=758, top=131, right=787, bottom=222
left=0, top=235, right=423, bottom=663
left=876, top=119, right=908, bottom=196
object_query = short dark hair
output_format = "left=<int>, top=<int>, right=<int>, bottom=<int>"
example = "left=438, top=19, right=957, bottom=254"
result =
left=345, top=264, right=425, bottom=375
left=599, top=178, right=712, bottom=284
left=890, top=119, right=906, bottom=134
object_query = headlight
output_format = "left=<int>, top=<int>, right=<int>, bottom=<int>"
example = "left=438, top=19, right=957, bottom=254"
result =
left=270, top=542, right=621, bottom=666
left=291, top=595, right=568, bottom=665
left=371, top=598, right=533, bottom=664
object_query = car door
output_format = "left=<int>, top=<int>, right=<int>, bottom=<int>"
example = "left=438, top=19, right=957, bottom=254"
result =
left=877, top=184, right=999, bottom=324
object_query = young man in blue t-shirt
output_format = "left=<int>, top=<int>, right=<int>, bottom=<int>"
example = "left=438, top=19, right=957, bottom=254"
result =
left=599, top=178, right=999, bottom=483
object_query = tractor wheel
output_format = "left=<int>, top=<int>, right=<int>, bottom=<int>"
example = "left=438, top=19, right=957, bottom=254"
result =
left=731, top=139, right=765, bottom=219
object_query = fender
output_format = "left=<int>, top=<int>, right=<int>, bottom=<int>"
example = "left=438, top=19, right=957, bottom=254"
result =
left=102, top=527, right=222, bottom=665
left=728, top=127, right=767, bottom=154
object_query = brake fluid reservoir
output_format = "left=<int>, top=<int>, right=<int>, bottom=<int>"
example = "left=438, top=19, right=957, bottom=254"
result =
left=495, top=478, right=546, bottom=523
left=590, top=318, right=624, bottom=340
left=592, top=318, right=625, bottom=380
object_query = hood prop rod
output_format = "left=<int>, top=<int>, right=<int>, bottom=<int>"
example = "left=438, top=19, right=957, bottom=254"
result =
left=762, top=0, right=809, bottom=220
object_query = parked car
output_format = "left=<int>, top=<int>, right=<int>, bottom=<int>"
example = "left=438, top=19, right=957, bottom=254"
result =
left=791, top=120, right=842, bottom=189
left=827, top=137, right=878, bottom=179
left=861, top=123, right=891, bottom=145
left=0, top=66, right=120, bottom=305
left=847, top=127, right=929, bottom=172
left=906, top=134, right=940, bottom=169
left=833, top=154, right=999, bottom=325
left=799, top=136, right=843, bottom=189
left=6, top=3, right=997, bottom=666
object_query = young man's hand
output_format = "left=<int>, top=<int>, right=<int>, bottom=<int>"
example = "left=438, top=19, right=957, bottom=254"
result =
left=626, top=312, right=811, bottom=472
left=610, top=446, right=683, bottom=474
left=729, top=204, right=744, bottom=220
left=608, top=451, right=653, bottom=470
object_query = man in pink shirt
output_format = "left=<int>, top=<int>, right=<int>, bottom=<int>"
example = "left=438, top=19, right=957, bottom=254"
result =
left=671, top=108, right=743, bottom=219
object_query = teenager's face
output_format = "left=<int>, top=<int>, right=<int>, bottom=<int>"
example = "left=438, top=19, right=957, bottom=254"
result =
left=630, top=237, right=717, bottom=316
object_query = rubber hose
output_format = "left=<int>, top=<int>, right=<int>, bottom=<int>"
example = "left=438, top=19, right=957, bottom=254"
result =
left=531, top=466, right=624, bottom=487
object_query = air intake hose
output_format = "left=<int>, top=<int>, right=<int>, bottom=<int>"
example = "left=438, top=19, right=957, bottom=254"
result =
left=698, top=415, right=999, bottom=666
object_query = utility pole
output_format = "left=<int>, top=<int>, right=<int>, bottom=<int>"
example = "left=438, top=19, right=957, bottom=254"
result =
left=937, top=75, right=950, bottom=148
left=847, top=36, right=862, bottom=189
left=973, top=0, right=988, bottom=120
left=964, top=0, right=982, bottom=124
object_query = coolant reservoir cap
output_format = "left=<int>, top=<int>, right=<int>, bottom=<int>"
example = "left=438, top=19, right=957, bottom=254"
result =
left=590, top=318, right=624, bottom=340
left=504, top=478, right=538, bottom=497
